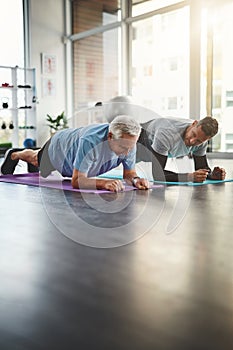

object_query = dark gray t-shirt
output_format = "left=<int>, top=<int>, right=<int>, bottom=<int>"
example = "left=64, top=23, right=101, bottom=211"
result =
left=140, top=117, right=208, bottom=160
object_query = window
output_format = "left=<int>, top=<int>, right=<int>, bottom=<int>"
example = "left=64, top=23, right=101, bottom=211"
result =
left=169, top=57, right=178, bottom=71
left=225, top=133, right=233, bottom=141
left=144, top=65, right=153, bottom=76
left=131, top=6, right=189, bottom=117
left=213, top=95, right=221, bottom=109
left=72, top=1, right=121, bottom=116
left=72, top=1, right=189, bottom=121
left=71, top=0, right=233, bottom=154
left=73, top=28, right=120, bottom=111
left=226, top=91, right=233, bottom=107
left=168, top=96, right=177, bottom=109
left=132, top=0, right=183, bottom=17
left=225, top=134, right=233, bottom=152
left=72, top=0, right=120, bottom=34
left=0, top=0, right=24, bottom=67
left=210, top=2, right=233, bottom=152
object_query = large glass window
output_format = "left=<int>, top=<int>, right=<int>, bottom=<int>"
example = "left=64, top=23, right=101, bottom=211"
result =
left=71, top=0, right=233, bottom=154
left=211, top=2, right=233, bottom=152
left=72, top=0, right=120, bottom=34
left=132, top=0, right=183, bottom=16
left=72, top=0, right=121, bottom=122
left=0, top=0, right=24, bottom=67
left=0, top=0, right=24, bottom=147
left=200, top=1, right=233, bottom=152
left=131, top=6, right=189, bottom=117
left=73, top=28, right=120, bottom=109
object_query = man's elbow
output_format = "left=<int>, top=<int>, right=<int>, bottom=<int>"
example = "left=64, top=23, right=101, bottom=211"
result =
left=152, top=167, right=166, bottom=181
left=71, top=178, right=79, bottom=189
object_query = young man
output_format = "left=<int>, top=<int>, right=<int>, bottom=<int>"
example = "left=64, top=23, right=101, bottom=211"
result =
left=136, top=116, right=226, bottom=182
left=1, top=115, right=149, bottom=192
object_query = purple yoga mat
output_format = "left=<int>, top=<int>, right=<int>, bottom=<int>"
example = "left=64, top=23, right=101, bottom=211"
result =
left=0, top=172, right=162, bottom=193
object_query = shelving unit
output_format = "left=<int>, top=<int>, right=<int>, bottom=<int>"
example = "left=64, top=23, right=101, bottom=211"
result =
left=0, top=65, right=37, bottom=151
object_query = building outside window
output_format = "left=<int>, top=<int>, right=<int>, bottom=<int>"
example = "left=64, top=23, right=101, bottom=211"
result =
left=71, top=0, right=233, bottom=153
left=131, top=5, right=189, bottom=117
left=0, top=0, right=24, bottom=147
left=204, top=1, right=233, bottom=152
left=72, top=0, right=120, bottom=116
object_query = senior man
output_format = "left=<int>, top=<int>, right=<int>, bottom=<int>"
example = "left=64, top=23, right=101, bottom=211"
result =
left=1, top=115, right=149, bottom=192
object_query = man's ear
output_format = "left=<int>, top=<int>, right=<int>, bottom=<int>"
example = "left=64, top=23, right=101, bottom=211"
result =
left=108, top=132, right=113, bottom=140
left=193, top=120, right=198, bottom=126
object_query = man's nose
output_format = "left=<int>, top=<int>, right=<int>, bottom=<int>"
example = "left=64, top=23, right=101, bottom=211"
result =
left=190, top=138, right=197, bottom=145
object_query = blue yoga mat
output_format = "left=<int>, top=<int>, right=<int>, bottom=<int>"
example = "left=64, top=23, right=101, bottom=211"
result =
left=97, top=169, right=233, bottom=186
left=153, top=179, right=233, bottom=186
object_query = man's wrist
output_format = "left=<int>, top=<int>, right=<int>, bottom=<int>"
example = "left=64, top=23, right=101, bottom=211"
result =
left=187, top=173, right=193, bottom=182
left=132, top=176, right=140, bottom=187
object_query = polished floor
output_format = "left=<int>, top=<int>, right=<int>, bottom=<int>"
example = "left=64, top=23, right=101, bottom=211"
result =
left=0, top=159, right=233, bottom=350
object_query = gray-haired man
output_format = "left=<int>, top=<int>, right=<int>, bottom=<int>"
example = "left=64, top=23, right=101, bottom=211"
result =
left=1, top=115, right=149, bottom=192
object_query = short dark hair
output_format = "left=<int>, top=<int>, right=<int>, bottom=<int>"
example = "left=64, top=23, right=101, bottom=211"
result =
left=197, top=116, right=218, bottom=137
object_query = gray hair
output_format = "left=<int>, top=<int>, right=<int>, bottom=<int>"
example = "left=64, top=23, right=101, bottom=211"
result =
left=109, top=115, right=141, bottom=139
left=197, top=116, right=218, bottom=137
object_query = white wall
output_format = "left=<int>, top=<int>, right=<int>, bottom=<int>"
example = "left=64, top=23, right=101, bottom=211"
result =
left=30, top=0, right=66, bottom=146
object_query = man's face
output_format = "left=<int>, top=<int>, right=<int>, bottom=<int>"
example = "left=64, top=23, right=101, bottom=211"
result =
left=184, top=121, right=211, bottom=147
left=108, top=132, right=138, bottom=156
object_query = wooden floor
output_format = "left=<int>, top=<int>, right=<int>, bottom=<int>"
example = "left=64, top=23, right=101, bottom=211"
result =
left=0, top=159, right=233, bottom=350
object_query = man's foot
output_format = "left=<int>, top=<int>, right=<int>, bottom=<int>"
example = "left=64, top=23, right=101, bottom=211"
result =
left=27, top=163, right=39, bottom=173
left=0, top=148, right=22, bottom=175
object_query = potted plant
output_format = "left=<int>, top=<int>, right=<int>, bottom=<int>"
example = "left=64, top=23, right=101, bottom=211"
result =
left=46, top=111, right=68, bottom=134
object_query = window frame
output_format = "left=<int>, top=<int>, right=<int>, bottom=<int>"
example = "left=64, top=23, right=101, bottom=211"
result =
left=68, top=0, right=233, bottom=157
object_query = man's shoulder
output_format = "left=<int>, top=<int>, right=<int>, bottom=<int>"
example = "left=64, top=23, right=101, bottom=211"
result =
left=161, top=116, right=193, bottom=125
left=82, top=123, right=108, bottom=132
left=143, top=117, right=191, bottom=131
left=143, top=116, right=192, bottom=124
left=80, top=123, right=108, bottom=137
left=80, top=123, right=109, bottom=146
